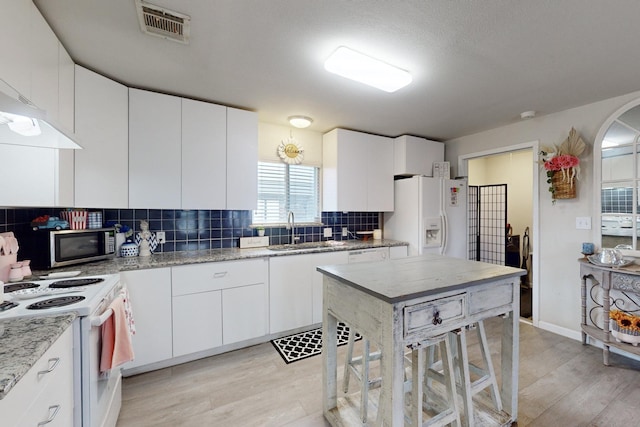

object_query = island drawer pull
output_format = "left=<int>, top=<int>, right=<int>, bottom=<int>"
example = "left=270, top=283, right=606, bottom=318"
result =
left=213, top=271, right=228, bottom=278
left=37, top=405, right=60, bottom=426
left=37, top=358, right=60, bottom=376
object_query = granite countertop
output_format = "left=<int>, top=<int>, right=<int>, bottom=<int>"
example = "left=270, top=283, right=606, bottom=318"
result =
left=318, top=253, right=526, bottom=303
left=33, top=239, right=408, bottom=277
left=0, top=313, right=77, bottom=400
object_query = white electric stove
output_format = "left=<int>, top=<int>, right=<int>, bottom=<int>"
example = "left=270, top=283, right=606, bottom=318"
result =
left=2, top=273, right=123, bottom=427
left=1, top=274, right=121, bottom=318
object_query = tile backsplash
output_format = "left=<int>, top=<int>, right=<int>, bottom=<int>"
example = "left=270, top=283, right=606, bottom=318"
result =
left=0, top=208, right=379, bottom=253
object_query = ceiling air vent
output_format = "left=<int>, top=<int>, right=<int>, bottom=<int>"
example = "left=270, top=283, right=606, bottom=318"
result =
left=135, top=0, right=190, bottom=44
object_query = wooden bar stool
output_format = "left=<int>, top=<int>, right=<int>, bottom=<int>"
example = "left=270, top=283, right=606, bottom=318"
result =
left=344, top=329, right=462, bottom=426
left=426, top=321, right=501, bottom=426
left=343, top=329, right=382, bottom=423
left=408, top=333, right=461, bottom=427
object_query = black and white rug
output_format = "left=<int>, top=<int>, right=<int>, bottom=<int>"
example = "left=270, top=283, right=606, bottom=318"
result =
left=271, top=323, right=360, bottom=364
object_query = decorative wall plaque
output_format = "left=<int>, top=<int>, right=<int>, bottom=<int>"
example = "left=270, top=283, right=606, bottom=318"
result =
left=278, top=137, right=304, bottom=165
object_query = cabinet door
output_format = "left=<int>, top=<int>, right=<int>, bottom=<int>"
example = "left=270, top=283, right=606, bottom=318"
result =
left=0, top=145, right=55, bottom=206
left=226, top=108, right=258, bottom=210
left=181, top=98, right=226, bottom=209
left=223, top=283, right=268, bottom=344
left=173, top=291, right=223, bottom=357
left=75, top=66, right=129, bottom=208
left=323, top=129, right=367, bottom=212
left=390, top=245, right=409, bottom=259
left=367, top=134, right=394, bottom=211
left=55, top=46, right=75, bottom=208
left=121, top=268, right=173, bottom=371
left=311, top=251, right=349, bottom=324
left=129, top=89, right=181, bottom=208
left=0, top=0, right=31, bottom=99
left=269, top=254, right=313, bottom=333
left=30, top=3, right=59, bottom=120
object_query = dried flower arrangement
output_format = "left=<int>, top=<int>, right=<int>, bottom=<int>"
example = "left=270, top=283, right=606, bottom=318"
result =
left=539, top=127, right=587, bottom=202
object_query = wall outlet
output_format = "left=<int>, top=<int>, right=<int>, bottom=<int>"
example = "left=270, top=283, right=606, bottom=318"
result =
left=576, top=217, right=592, bottom=230
left=324, top=227, right=333, bottom=238
left=342, top=227, right=348, bottom=237
left=156, top=231, right=166, bottom=244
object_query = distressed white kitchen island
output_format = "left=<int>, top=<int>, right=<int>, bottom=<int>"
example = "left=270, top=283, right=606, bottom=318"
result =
left=318, top=253, right=525, bottom=426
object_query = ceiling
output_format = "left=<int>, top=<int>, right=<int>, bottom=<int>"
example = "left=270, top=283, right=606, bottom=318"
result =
left=34, top=0, right=640, bottom=141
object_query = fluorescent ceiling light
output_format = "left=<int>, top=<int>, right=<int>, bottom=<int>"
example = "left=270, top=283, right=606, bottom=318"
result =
left=288, top=116, right=313, bottom=128
left=324, top=46, right=412, bottom=93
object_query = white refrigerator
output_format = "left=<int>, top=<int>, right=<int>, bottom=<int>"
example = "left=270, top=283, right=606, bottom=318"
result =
left=383, top=175, right=468, bottom=258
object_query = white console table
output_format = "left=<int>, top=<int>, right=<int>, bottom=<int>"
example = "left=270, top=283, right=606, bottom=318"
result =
left=318, top=254, right=525, bottom=426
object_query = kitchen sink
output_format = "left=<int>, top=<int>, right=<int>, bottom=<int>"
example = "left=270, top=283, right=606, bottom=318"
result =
left=268, top=241, right=346, bottom=251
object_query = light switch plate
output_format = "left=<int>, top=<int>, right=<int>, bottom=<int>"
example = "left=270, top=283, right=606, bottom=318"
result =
left=576, top=216, right=592, bottom=230
left=324, top=228, right=333, bottom=238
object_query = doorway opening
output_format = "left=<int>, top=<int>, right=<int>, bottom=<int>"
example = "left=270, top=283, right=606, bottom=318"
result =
left=459, top=142, right=539, bottom=324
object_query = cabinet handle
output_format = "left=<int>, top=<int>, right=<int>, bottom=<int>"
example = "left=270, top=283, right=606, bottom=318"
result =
left=432, top=310, right=443, bottom=325
left=37, top=358, right=60, bottom=376
left=37, top=405, right=60, bottom=426
left=213, top=272, right=228, bottom=278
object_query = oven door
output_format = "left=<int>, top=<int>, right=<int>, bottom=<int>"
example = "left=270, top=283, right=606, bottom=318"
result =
left=80, top=302, right=122, bottom=427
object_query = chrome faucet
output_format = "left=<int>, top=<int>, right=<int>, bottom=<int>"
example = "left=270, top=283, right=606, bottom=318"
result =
left=287, top=211, right=297, bottom=244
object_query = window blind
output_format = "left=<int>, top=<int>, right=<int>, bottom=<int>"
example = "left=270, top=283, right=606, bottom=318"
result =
left=254, top=162, right=320, bottom=224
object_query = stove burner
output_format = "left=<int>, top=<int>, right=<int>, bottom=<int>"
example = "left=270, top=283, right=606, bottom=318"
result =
left=26, top=295, right=86, bottom=310
left=4, top=282, right=39, bottom=293
left=0, top=301, right=18, bottom=312
left=49, top=278, right=104, bottom=289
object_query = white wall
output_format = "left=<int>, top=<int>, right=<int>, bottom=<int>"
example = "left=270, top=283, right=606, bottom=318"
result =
left=258, top=122, right=323, bottom=166
left=446, top=90, right=640, bottom=336
left=469, top=150, right=533, bottom=241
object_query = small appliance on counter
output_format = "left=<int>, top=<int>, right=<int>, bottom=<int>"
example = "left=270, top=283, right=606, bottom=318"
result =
left=17, top=227, right=116, bottom=269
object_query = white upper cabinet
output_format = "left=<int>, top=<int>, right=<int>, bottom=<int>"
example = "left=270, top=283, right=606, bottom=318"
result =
left=130, top=88, right=258, bottom=210
left=181, top=98, right=226, bottom=209
left=129, top=89, right=182, bottom=208
left=227, top=107, right=258, bottom=210
left=29, top=3, right=59, bottom=122
left=75, top=66, right=129, bottom=208
left=323, top=128, right=394, bottom=212
left=393, top=135, right=444, bottom=177
left=0, top=0, right=32, bottom=99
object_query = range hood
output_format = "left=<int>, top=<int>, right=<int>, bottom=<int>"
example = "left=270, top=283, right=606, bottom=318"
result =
left=0, top=79, right=82, bottom=149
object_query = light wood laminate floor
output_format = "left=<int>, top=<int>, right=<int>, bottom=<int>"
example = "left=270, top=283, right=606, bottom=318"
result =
left=116, top=318, right=640, bottom=426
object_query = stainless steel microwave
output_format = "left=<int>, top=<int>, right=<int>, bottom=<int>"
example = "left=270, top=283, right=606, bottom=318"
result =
left=21, top=227, right=116, bottom=269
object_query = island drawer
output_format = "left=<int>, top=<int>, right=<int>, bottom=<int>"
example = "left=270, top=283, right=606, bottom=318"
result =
left=404, top=293, right=466, bottom=338
left=468, top=282, right=514, bottom=315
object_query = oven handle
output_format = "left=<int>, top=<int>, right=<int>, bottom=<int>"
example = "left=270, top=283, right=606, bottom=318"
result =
left=91, top=308, right=114, bottom=327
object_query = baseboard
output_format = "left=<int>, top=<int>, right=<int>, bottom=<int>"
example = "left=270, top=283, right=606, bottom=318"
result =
left=537, top=320, right=582, bottom=341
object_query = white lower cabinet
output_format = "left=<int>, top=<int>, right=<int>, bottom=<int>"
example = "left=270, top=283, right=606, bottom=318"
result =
left=121, top=268, right=173, bottom=370
left=171, top=258, right=268, bottom=357
left=3, top=325, right=74, bottom=427
left=270, top=251, right=349, bottom=333
left=223, top=282, right=268, bottom=344
left=173, top=290, right=223, bottom=357
left=390, top=245, right=409, bottom=259
left=270, top=254, right=314, bottom=334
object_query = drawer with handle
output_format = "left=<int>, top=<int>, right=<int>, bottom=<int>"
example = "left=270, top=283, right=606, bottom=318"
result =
left=403, top=293, right=466, bottom=338
left=172, top=258, right=268, bottom=296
